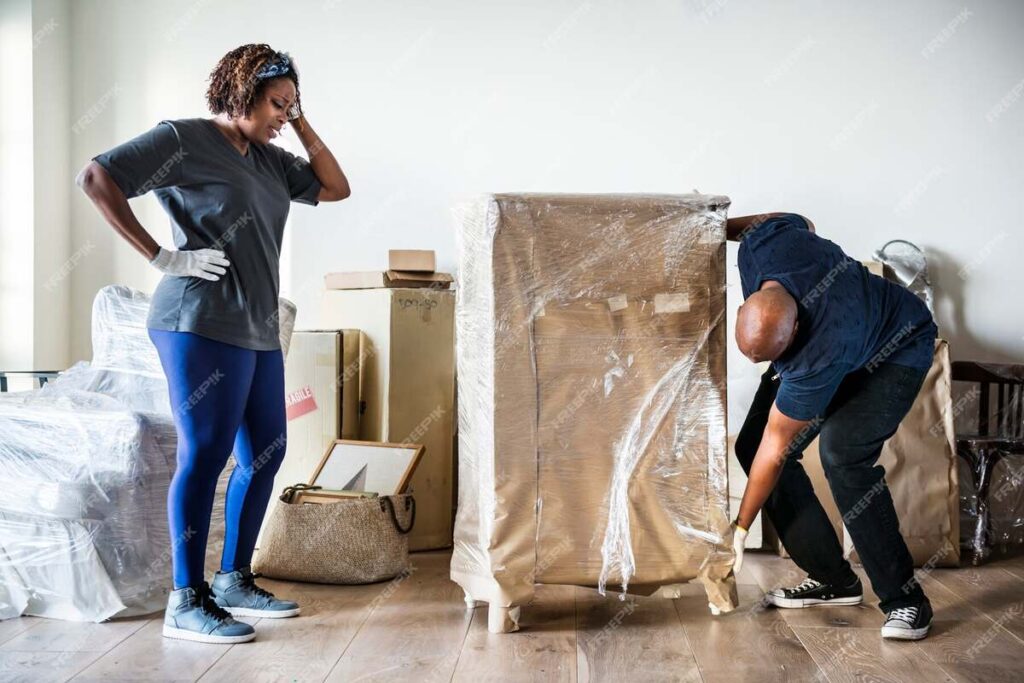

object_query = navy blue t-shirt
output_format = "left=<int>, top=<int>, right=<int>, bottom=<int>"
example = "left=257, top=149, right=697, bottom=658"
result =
left=738, top=214, right=937, bottom=421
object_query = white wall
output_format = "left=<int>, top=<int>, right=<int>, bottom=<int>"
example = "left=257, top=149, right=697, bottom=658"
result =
left=0, top=0, right=34, bottom=369
left=32, top=0, right=71, bottom=371
left=60, top=0, right=1024, bottom=423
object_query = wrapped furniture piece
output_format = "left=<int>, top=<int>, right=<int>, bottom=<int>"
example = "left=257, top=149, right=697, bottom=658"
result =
left=0, top=285, right=295, bottom=621
left=952, top=361, right=1024, bottom=563
left=451, top=193, right=737, bottom=633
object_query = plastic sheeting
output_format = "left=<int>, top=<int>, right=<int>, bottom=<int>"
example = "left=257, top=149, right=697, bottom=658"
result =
left=450, top=193, right=737, bottom=631
left=953, top=363, right=1024, bottom=560
left=0, top=285, right=295, bottom=621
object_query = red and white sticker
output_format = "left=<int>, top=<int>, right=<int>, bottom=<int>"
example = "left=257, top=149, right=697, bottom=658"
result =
left=286, top=385, right=318, bottom=421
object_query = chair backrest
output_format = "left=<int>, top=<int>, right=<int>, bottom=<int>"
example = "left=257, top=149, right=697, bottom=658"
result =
left=90, top=284, right=298, bottom=373
left=91, top=285, right=164, bottom=376
left=951, top=361, right=1024, bottom=439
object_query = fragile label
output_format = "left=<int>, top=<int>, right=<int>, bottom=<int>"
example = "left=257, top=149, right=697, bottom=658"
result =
left=286, top=385, right=318, bottom=421
left=654, top=293, right=690, bottom=314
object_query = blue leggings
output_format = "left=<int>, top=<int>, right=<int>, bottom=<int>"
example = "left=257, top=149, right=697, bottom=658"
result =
left=148, top=329, right=287, bottom=589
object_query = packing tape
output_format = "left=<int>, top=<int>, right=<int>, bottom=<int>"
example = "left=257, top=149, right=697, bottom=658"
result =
left=607, top=294, right=628, bottom=312
left=654, top=292, right=690, bottom=314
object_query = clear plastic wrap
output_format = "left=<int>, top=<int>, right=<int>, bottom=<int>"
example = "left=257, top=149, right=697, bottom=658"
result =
left=952, top=362, right=1024, bottom=561
left=451, top=193, right=736, bottom=632
left=0, top=285, right=295, bottom=621
left=959, top=445, right=1024, bottom=559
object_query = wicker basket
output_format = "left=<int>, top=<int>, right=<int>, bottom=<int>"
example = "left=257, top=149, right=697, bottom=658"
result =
left=253, top=486, right=415, bottom=584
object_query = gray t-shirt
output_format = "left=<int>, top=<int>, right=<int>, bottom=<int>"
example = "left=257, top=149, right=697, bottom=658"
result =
left=93, top=117, right=321, bottom=350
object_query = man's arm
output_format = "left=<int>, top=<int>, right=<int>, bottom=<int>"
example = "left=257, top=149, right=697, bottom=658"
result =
left=735, top=402, right=814, bottom=530
left=726, top=213, right=815, bottom=241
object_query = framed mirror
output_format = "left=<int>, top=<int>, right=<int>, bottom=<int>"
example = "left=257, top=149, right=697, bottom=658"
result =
left=308, top=439, right=425, bottom=496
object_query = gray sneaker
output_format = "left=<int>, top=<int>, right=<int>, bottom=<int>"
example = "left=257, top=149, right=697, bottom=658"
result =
left=211, top=566, right=300, bottom=618
left=163, top=582, right=256, bottom=644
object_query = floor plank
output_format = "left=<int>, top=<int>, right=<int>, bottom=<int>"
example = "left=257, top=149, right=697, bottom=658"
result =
left=71, top=617, right=239, bottom=682
left=0, top=552, right=1022, bottom=682
left=0, top=650, right=105, bottom=683
left=575, top=586, right=701, bottom=683
left=0, top=616, right=149, bottom=653
left=793, top=625, right=955, bottom=683
left=930, top=564, right=1024, bottom=645
left=913, top=615, right=1024, bottom=683
left=198, top=576, right=384, bottom=683
left=324, top=551, right=473, bottom=683
left=452, top=584, right=576, bottom=683
left=0, top=618, right=40, bottom=648
left=675, top=583, right=823, bottom=682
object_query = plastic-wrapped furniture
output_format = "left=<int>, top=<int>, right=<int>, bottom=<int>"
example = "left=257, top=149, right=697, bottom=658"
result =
left=0, top=285, right=295, bottom=621
left=451, top=193, right=737, bottom=633
left=953, top=361, right=1024, bottom=564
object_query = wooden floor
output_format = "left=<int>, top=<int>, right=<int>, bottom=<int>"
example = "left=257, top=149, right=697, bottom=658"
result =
left=2, top=550, right=1024, bottom=682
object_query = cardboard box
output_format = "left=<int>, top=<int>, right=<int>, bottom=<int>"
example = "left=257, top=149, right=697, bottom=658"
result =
left=325, top=270, right=453, bottom=291
left=450, top=193, right=736, bottom=631
left=385, top=270, right=453, bottom=288
left=388, top=249, right=436, bottom=273
left=324, top=271, right=388, bottom=290
left=320, top=288, right=456, bottom=551
left=258, top=330, right=362, bottom=544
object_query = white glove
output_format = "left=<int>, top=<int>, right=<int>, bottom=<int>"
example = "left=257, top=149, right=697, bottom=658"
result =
left=732, top=522, right=749, bottom=575
left=150, top=247, right=229, bottom=281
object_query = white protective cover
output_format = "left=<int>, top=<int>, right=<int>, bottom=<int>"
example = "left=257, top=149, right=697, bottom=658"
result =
left=0, top=285, right=295, bottom=621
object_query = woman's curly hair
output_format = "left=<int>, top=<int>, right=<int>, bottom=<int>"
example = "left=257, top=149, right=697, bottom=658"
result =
left=206, top=44, right=301, bottom=120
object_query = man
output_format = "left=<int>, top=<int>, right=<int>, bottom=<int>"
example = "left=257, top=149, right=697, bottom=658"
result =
left=725, top=212, right=938, bottom=641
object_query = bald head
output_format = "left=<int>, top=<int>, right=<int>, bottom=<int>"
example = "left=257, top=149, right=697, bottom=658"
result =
left=736, top=284, right=799, bottom=363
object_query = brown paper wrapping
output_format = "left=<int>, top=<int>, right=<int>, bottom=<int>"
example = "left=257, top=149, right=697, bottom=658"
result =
left=451, top=194, right=737, bottom=627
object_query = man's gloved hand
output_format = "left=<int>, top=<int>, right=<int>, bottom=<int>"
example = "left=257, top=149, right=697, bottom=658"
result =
left=150, top=247, right=229, bottom=281
left=732, top=522, right=749, bottom=575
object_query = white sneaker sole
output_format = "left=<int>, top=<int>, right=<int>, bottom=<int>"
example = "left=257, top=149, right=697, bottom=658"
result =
left=767, top=594, right=863, bottom=609
left=162, top=624, right=256, bottom=644
left=224, top=605, right=300, bottom=619
left=881, top=623, right=931, bottom=640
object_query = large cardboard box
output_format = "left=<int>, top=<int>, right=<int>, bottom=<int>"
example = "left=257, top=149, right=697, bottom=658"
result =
left=451, top=193, right=736, bottom=632
left=320, top=288, right=456, bottom=551
left=258, top=330, right=362, bottom=544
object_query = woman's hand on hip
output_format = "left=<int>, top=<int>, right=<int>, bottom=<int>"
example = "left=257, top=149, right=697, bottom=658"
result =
left=150, top=247, right=230, bottom=281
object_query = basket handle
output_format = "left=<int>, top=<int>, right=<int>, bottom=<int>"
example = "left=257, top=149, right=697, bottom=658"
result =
left=380, top=496, right=416, bottom=535
left=280, top=483, right=321, bottom=503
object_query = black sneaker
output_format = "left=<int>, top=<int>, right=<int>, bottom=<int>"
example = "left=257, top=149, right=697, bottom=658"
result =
left=766, top=576, right=863, bottom=608
left=881, top=601, right=932, bottom=640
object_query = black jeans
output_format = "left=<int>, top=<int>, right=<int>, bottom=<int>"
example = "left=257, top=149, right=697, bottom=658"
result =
left=735, top=362, right=929, bottom=612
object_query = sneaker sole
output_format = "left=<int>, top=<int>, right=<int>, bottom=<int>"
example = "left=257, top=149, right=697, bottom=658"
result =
left=224, top=606, right=300, bottom=619
left=881, top=623, right=931, bottom=640
left=162, top=624, right=256, bottom=644
left=767, top=594, right=863, bottom=609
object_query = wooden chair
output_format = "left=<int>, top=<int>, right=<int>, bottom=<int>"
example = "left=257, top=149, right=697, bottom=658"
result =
left=952, top=361, right=1024, bottom=563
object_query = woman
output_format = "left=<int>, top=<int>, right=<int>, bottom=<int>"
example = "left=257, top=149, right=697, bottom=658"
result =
left=77, top=44, right=350, bottom=644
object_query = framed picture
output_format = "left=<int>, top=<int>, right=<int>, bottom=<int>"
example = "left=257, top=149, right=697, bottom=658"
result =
left=308, top=439, right=425, bottom=496
left=293, top=489, right=378, bottom=505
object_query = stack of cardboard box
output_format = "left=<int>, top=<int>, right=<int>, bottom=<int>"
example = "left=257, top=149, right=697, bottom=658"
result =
left=315, top=250, right=457, bottom=552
